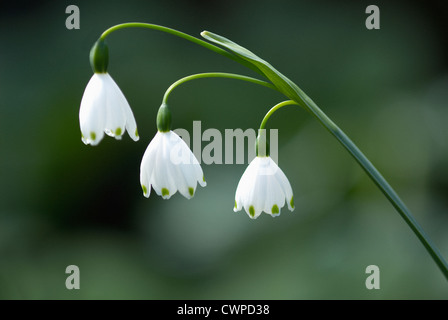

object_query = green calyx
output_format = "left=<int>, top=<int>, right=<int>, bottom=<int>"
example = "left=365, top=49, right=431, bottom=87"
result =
left=90, top=39, right=109, bottom=73
left=255, top=131, right=270, bottom=157
left=156, top=103, right=172, bottom=132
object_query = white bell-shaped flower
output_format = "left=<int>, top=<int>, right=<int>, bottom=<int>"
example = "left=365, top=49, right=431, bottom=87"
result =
left=140, top=130, right=206, bottom=199
left=79, top=73, right=139, bottom=145
left=234, top=156, right=294, bottom=219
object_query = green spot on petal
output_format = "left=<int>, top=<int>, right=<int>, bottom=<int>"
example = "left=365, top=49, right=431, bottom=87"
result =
left=135, top=128, right=139, bottom=137
left=290, top=196, right=294, bottom=208
left=90, top=132, right=96, bottom=141
left=234, top=200, right=237, bottom=209
left=249, top=206, right=255, bottom=217
left=203, top=175, right=206, bottom=182
left=142, top=185, right=148, bottom=195
left=272, top=204, right=279, bottom=214
left=115, top=127, right=122, bottom=136
left=188, top=187, right=194, bottom=197
left=162, top=188, right=169, bottom=196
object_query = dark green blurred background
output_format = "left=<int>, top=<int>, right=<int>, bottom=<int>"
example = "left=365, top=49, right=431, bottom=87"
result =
left=1, top=0, right=447, bottom=299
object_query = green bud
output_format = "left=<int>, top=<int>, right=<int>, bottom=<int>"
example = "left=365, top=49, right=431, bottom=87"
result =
left=256, top=129, right=270, bottom=157
left=89, top=39, right=109, bottom=73
left=156, top=103, right=172, bottom=132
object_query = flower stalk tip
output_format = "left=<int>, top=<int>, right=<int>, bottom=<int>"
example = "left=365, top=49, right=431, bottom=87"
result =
left=256, top=129, right=269, bottom=157
left=90, top=39, right=109, bottom=73
left=156, top=103, right=172, bottom=132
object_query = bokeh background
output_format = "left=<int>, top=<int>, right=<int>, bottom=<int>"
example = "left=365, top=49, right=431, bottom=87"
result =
left=1, top=0, right=447, bottom=299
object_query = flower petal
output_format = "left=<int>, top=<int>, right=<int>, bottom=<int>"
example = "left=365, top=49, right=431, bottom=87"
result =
left=100, top=74, right=127, bottom=139
left=271, top=160, right=294, bottom=211
left=234, top=157, right=259, bottom=211
left=140, top=132, right=163, bottom=198
left=124, top=101, right=139, bottom=142
left=79, top=74, right=106, bottom=145
left=152, top=132, right=179, bottom=199
left=103, top=73, right=139, bottom=141
left=265, top=174, right=285, bottom=217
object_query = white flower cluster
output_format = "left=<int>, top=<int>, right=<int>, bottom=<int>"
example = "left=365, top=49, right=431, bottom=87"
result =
left=80, top=72, right=294, bottom=219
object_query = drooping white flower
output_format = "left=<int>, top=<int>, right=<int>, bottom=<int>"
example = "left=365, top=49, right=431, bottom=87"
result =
left=79, top=73, right=139, bottom=146
left=234, top=156, right=294, bottom=219
left=140, top=130, right=206, bottom=199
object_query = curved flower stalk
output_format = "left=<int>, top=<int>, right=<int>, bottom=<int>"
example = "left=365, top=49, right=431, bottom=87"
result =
left=234, top=156, right=294, bottom=219
left=140, top=130, right=206, bottom=199
left=79, top=39, right=139, bottom=145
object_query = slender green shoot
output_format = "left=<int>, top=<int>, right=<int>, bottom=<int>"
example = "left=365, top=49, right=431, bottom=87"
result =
left=162, top=72, right=277, bottom=104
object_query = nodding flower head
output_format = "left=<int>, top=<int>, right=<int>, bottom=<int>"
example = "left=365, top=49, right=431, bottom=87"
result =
left=79, top=39, right=139, bottom=146
left=140, top=130, right=206, bottom=199
left=79, top=73, right=139, bottom=145
left=234, top=156, right=294, bottom=219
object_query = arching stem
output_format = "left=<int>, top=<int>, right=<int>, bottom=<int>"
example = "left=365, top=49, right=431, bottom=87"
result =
left=162, top=72, right=277, bottom=104
left=99, top=22, right=262, bottom=75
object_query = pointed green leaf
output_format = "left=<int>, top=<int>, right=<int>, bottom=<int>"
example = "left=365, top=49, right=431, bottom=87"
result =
left=201, top=31, right=309, bottom=107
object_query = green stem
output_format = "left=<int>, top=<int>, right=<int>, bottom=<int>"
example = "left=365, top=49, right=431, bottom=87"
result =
left=259, top=100, right=299, bottom=130
left=261, top=92, right=448, bottom=279
left=299, top=95, right=448, bottom=279
left=99, top=23, right=263, bottom=75
left=245, top=50, right=448, bottom=279
left=261, top=97, right=448, bottom=279
left=162, top=72, right=277, bottom=104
